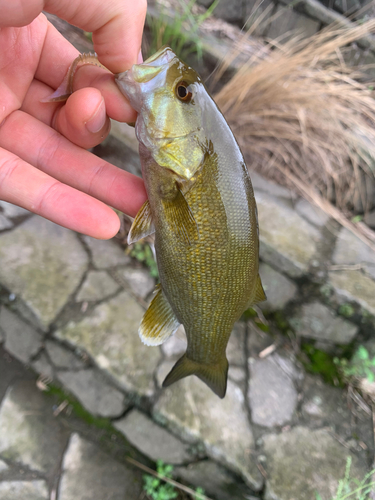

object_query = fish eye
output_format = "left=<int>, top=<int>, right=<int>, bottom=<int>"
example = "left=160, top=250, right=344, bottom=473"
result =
left=176, top=81, right=192, bottom=102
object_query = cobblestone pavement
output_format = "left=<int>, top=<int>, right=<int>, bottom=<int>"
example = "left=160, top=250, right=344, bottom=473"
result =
left=0, top=170, right=374, bottom=499
left=0, top=346, right=145, bottom=500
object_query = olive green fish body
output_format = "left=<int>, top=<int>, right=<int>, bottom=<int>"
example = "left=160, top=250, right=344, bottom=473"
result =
left=116, top=47, right=265, bottom=398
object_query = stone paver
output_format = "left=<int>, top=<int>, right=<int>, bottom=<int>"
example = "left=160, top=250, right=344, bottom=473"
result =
left=257, top=191, right=321, bottom=277
left=154, top=373, right=262, bottom=490
left=0, top=215, right=12, bottom=231
left=0, top=307, right=42, bottom=364
left=114, top=409, right=195, bottom=464
left=259, top=262, right=297, bottom=311
left=55, top=291, right=161, bottom=396
left=364, top=209, right=375, bottom=229
left=115, top=267, right=155, bottom=299
left=45, top=341, right=86, bottom=370
left=0, top=380, right=69, bottom=474
left=301, top=375, right=351, bottom=435
left=226, top=322, right=246, bottom=366
left=248, top=356, right=298, bottom=427
left=291, top=302, right=358, bottom=344
left=251, top=170, right=294, bottom=199
left=82, top=235, right=130, bottom=269
left=31, top=352, right=54, bottom=379
left=329, top=269, right=375, bottom=316
left=175, top=460, right=250, bottom=500
left=76, top=271, right=120, bottom=302
left=57, top=369, right=127, bottom=418
left=161, top=326, right=187, bottom=358
left=0, top=201, right=29, bottom=218
left=0, top=480, right=48, bottom=500
left=332, top=228, right=375, bottom=279
left=295, top=198, right=330, bottom=227
left=0, top=217, right=88, bottom=329
left=228, top=366, right=247, bottom=388
left=267, top=5, right=319, bottom=40
left=263, top=427, right=368, bottom=500
left=58, top=433, right=142, bottom=500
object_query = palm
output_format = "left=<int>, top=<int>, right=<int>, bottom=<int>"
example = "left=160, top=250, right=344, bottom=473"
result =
left=0, top=14, right=146, bottom=238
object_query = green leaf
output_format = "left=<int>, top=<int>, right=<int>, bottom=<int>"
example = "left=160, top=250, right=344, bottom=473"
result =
left=358, top=346, right=369, bottom=360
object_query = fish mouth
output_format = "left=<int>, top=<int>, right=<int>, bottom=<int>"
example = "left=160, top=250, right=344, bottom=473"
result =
left=115, top=47, right=177, bottom=108
left=143, top=46, right=176, bottom=66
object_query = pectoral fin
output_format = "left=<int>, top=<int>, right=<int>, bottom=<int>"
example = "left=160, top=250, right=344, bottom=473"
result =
left=162, top=190, right=199, bottom=245
left=254, top=274, right=267, bottom=303
left=128, top=200, right=155, bottom=244
left=139, top=287, right=180, bottom=346
left=162, top=354, right=229, bottom=398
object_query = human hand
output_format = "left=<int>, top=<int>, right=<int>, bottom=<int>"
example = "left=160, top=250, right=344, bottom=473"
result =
left=0, top=0, right=148, bottom=239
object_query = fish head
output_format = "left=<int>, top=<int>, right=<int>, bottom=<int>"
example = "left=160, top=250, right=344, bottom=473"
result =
left=116, top=47, right=207, bottom=180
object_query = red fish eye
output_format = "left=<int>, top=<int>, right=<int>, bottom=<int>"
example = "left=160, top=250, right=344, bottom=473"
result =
left=176, top=81, right=192, bottom=102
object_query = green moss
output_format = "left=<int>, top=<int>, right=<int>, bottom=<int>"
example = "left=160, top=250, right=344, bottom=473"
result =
left=301, top=344, right=343, bottom=386
left=338, top=303, right=355, bottom=318
left=46, top=383, right=113, bottom=430
left=241, top=307, right=257, bottom=321
left=254, top=320, right=270, bottom=333
left=320, top=284, right=333, bottom=299
left=273, top=311, right=289, bottom=333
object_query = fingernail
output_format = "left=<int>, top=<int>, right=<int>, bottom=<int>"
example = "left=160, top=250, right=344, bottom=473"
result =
left=137, top=49, right=143, bottom=64
left=86, top=97, right=106, bottom=133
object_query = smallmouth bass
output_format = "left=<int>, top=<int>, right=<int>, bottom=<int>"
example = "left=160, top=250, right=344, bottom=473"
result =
left=49, top=48, right=266, bottom=398
left=116, top=47, right=266, bottom=398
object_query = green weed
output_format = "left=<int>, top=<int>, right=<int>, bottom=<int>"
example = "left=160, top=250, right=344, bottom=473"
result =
left=147, top=0, right=219, bottom=62
left=142, top=460, right=207, bottom=500
left=302, top=344, right=343, bottom=386
left=339, top=303, right=355, bottom=318
left=316, top=457, right=375, bottom=500
left=143, top=460, right=178, bottom=500
left=335, top=345, right=375, bottom=383
left=129, top=242, right=159, bottom=279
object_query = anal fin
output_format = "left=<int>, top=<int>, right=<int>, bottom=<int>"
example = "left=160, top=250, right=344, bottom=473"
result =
left=128, top=200, right=155, bottom=244
left=139, top=287, right=180, bottom=346
left=162, top=354, right=228, bottom=398
left=162, top=189, right=199, bottom=245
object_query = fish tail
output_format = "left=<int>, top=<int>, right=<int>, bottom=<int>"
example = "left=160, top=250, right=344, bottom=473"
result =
left=162, top=354, right=229, bottom=398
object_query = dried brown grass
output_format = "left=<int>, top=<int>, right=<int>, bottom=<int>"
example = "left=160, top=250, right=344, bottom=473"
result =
left=214, top=20, right=375, bottom=245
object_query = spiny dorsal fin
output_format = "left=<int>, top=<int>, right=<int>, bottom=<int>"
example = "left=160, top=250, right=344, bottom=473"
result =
left=162, top=189, right=199, bottom=245
left=162, top=354, right=228, bottom=398
left=139, top=287, right=180, bottom=346
left=128, top=199, right=155, bottom=245
left=253, top=274, right=267, bottom=304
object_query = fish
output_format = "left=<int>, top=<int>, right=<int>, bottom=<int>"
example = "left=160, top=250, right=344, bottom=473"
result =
left=116, top=47, right=266, bottom=398
left=47, top=47, right=266, bottom=398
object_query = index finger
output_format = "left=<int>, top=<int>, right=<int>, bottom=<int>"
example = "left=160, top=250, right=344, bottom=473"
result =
left=0, top=0, right=147, bottom=73
left=45, top=0, right=147, bottom=72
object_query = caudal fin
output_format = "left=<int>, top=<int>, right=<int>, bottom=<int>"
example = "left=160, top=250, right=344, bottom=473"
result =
left=162, top=354, right=229, bottom=398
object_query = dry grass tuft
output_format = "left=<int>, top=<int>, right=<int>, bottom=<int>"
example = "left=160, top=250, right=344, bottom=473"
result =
left=214, top=20, right=375, bottom=241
